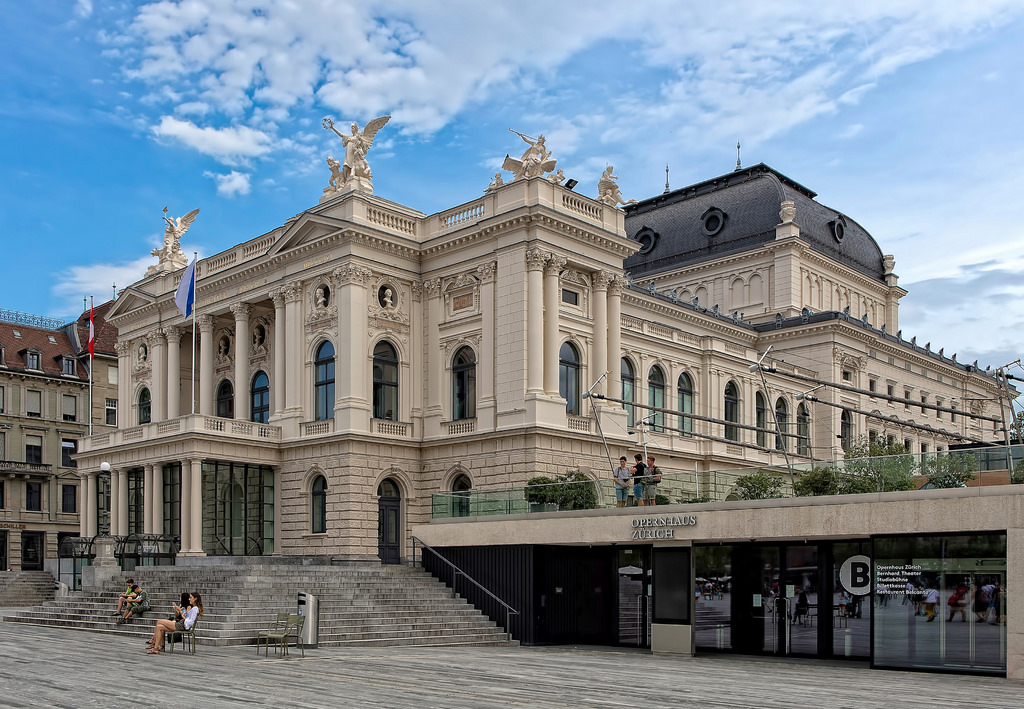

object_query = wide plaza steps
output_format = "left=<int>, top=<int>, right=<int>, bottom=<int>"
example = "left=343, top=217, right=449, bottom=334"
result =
left=1, top=563, right=515, bottom=649
left=0, top=571, right=58, bottom=607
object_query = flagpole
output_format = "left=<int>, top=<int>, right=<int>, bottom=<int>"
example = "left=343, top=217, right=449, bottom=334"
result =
left=191, top=251, right=197, bottom=414
left=88, top=296, right=94, bottom=436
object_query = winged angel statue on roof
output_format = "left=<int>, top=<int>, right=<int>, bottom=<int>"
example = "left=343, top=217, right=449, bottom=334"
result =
left=322, top=115, right=391, bottom=197
left=146, top=207, right=199, bottom=276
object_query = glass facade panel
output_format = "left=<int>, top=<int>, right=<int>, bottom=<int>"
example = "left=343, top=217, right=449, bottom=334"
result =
left=872, top=532, right=1006, bottom=674
left=201, top=460, right=275, bottom=556
left=162, top=462, right=181, bottom=538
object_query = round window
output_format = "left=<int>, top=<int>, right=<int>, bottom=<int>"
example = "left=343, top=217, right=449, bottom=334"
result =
left=701, top=207, right=726, bottom=236
left=831, top=215, right=847, bottom=243
left=633, top=226, right=658, bottom=255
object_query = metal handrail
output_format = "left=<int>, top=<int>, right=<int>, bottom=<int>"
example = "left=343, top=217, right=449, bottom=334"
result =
left=411, top=536, right=519, bottom=642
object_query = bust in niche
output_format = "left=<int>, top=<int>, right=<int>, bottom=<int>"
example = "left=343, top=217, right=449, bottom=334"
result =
left=315, top=286, right=329, bottom=309
left=378, top=285, right=394, bottom=309
left=218, top=337, right=230, bottom=357
left=252, top=324, right=265, bottom=348
left=138, top=343, right=148, bottom=362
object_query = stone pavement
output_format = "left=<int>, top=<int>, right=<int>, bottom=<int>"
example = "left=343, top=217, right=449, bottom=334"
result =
left=1, top=616, right=1021, bottom=709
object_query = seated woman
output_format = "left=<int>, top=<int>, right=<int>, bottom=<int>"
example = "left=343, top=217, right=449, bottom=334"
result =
left=146, top=592, right=203, bottom=654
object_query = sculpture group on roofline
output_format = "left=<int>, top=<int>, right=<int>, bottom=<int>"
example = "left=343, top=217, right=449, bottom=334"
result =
left=146, top=206, right=199, bottom=276
left=321, top=115, right=391, bottom=199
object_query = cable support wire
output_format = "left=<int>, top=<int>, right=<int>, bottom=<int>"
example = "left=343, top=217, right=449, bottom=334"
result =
left=588, top=393, right=801, bottom=441
left=797, top=394, right=987, bottom=444
left=754, top=362, right=1005, bottom=423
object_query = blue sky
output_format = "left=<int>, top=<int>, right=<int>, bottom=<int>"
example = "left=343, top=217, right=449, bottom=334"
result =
left=3, top=1, right=1024, bottom=369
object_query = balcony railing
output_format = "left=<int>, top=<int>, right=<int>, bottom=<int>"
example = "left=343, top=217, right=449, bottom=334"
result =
left=431, top=444, right=1024, bottom=519
left=0, top=460, right=53, bottom=476
left=77, top=414, right=282, bottom=453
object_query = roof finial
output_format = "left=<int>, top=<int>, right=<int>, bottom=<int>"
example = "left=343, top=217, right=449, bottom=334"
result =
left=735, top=140, right=742, bottom=171
left=664, top=163, right=670, bottom=194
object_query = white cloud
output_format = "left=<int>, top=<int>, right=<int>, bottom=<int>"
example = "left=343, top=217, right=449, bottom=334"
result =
left=74, top=0, right=93, bottom=19
left=151, top=116, right=272, bottom=164
left=204, top=170, right=252, bottom=197
left=838, top=124, right=863, bottom=139
left=52, top=256, right=157, bottom=314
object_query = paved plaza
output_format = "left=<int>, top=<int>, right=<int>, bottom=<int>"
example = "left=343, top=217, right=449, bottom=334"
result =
left=1, top=614, right=1021, bottom=708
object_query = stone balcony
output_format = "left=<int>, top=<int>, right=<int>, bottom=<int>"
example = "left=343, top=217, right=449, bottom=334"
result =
left=76, top=414, right=281, bottom=454
left=0, top=460, right=53, bottom=477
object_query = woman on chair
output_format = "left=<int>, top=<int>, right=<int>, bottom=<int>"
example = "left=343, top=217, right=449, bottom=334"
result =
left=146, top=592, right=203, bottom=654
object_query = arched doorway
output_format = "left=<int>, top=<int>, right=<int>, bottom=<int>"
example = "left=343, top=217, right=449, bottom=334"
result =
left=377, top=478, right=401, bottom=564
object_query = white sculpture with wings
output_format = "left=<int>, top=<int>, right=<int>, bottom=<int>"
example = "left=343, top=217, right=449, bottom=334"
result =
left=322, top=115, right=391, bottom=196
left=147, top=206, right=199, bottom=276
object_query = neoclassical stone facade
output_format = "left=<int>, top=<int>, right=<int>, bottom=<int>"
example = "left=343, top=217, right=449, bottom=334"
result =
left=75, top=163, right=1007, bottom=563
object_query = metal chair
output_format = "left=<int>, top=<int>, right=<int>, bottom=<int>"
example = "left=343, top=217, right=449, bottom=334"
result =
left=257, top=613, right=290, bottom=656
left=168, top=618, right=199, bottom=654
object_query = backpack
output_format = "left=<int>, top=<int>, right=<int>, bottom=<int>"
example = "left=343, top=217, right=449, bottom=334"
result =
left=650, top=466, right=662, bottom=484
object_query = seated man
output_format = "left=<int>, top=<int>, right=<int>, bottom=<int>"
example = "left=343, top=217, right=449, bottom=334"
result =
left=118, top=585, right=150, bottom=624
left=112, top=577, right=135, bottom=615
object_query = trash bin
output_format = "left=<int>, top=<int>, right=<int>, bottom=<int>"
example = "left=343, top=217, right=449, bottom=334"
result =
left=296, top=591, right=318, bottom=649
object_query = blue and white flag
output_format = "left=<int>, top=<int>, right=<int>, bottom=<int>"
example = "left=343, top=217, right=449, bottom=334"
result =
left=174, top=257, right=197, bottom=319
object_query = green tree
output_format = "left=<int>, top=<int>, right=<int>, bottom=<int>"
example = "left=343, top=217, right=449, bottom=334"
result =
left=841, top=436, right=916, bottom=492
left=793, top=467, right=840, bottom=497
left=734, top=471, right=785, bottom=500
left=525, top=476, right=557, bottom=504
left=921, top=451, right=976, bottom=488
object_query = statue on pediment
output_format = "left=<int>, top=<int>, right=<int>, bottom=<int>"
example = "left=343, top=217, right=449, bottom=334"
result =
left=147, top=207, right=198, bottom=276
left=322, top=115, right=391, bottom=196
left=502, top=129, right=557, bottom=180
left=597, top=165, right=637, bottom=207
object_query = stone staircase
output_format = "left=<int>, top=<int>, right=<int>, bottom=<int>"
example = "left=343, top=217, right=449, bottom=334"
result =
left=2, top=563, right=515, bottom=649
left=0, top=571, right=57, bottom=607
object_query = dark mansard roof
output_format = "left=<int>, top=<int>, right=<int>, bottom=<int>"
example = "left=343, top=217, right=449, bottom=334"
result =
left=623, top=163, right=887, bottom=283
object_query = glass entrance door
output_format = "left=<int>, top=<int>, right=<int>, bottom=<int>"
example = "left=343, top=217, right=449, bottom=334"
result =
left=616, top=547, right=650, bottom=647
left=21, top=531, right=44, bottom=571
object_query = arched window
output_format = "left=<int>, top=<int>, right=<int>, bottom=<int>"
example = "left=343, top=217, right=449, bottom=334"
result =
left=311, top=475, right=327, bottom=534
left=621, top=358, right=636, bottom=427
left=314, top=341, right=335, bottom=421
left=797, top=403, right=811, bottom=456
left=452, top=473, right=472, bottom=518
left=216, top=380, right=234, bottom=419
left=138, top=388, right=151, bottom=425
left=724, top=381, right=740, bottom=441
left=559, top=342, right=581, bottom=416
left=755, top=392, right=768, bottom=448
left=775, top=398, right=789, bottom=451
left=452, top=347, right=476, bottom=421
left=648, top=365, right=665, bottom=432
left=840, top=410, right=854, bottom=450
left=677, top=373, right=693, bottom=437
left=251, top=372, right=270, bottom=424
left=373, top=341, right=399, bottom=420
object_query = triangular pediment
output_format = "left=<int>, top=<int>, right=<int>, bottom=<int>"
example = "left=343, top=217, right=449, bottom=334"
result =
left=269, top=213, right=350, bottom=257
left=106, top=287, right=158, bottom=320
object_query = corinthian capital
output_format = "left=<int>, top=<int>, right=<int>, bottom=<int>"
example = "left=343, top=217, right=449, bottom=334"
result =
left=332, top=265, right=373, bottom=286
left=526, top=248, right=547, bottom=271
left=196, top=314, right=215, bottom=332
left=230, top=302, right=252, bottom=320
left=544, top=254, right=566, bottom=276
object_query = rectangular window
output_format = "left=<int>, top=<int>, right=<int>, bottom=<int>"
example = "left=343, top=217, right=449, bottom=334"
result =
left=62, top=358, right=75, bottom=375
left=61, top=439, right=77, bottom=468
left=561, top=289, right=579, bottom=306
left=0, top=480, right=4, bottom=508
left=0, top=385, right=4, bottom=413
left=904, top=390, right=911, bottom=410
left=951, top=405, right=957, bottom=423
left=105, top=398, right=117, bottom=427
left=108, top=365, right=118, bottom=385
left=868, top=379, right=876, bottom=392
left=62, top=394, right=77, bottom=422
left=842, top=370, right=852, bottom=382
left=904, top=439, right=912, bottom=453
left=27, top=389, right=42, bottom=417
left=920, top=395, right=927, bottom=415
left=921, top=443, right=929, bottom=455
left=25, top=481, right=42, bottom=511
left=936, top=399, right=943, bottom=420
left=62, top=484, right=77, bottom=514
left=25, top=434, right=42, bottom=464
left=887, top=384, right=895, bottom=398
left=0, top=432, right=5, bottom=459
left=26, top=351, right=41, bottom=369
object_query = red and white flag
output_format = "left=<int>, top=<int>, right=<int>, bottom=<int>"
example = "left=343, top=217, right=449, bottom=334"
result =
left=88, top=302, right=95, bottom=357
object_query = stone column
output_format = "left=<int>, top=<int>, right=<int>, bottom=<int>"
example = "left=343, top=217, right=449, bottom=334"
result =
left=283, top=284, right=303, bottom=412
left=147, top=329, right=166, bottom=422
left=165, top=326, right=182, bottom=419
left=423, top=278, right=443, bottom=424
left=592, top=272, right=611, bottom=397
left=179, top=459, right=192, bottom=553
left=197, top=315, right=215, bottom=416
left=231, top=303, right=252, bottom=421
left=109, top=468, right=120, bottom=536
left=143, top=463, right=154, bottom=534
left=270, top=290, right=286, bottom=417
left=607, top=277, right=624, bottom=399
left=78, top=472, right=88, bottom=536
left=476, top=263, right=497, bottom=426
left=152, top=464, right=164, bottom=536
left=117, top=467, right=128, bottom=535
left=334, top=266, right=372, bottom=428
left=85, top=472, right=97, bottom=537
left=526, top=248, right=546, bottom=394
left=189, top=458, right=204, bottom=556
left=543, top=254, right=566, bottom=396
left=115, top=341, right=131, bottom=428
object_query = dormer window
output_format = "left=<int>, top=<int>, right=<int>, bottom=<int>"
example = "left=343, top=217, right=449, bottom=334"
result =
left=62, top=358, right=75, bottom=376
left=25, top=350, right=41, bottom=370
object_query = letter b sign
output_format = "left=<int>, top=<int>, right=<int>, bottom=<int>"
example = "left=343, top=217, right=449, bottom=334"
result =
left=839, top=555, right=872, bottom=596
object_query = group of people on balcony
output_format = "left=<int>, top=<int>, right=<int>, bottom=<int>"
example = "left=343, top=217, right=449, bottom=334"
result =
left=613, top=454, right=662, bottom=507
